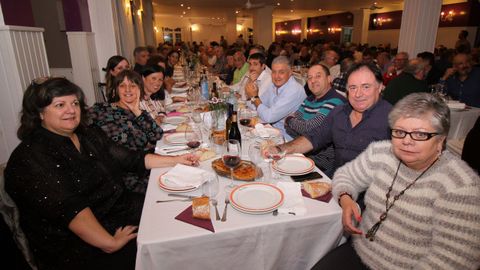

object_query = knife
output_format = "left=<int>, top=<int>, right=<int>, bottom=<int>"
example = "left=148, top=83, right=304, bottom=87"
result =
left=168, top=194, right=197, bottom=199
left=164, top=147, right=189, bottom=154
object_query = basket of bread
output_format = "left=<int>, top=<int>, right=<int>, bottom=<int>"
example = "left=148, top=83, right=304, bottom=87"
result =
left=211, top=158, right=261, bottom=181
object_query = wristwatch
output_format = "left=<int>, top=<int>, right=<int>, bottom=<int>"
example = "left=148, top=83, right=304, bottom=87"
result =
left=250, top=95, right=259, bottom=102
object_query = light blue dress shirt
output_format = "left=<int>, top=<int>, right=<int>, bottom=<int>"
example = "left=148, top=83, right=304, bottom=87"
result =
left=254, top=76, right=306, bottom=140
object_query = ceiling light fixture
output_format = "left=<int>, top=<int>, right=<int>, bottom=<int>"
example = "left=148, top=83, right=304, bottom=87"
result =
left=290, top=9, right=294, bottom=12
left=277, top=2, right=280, bottom=5
left=180, top=3, right=184, bottom=7
left=235, top=10, right=240, bottom=14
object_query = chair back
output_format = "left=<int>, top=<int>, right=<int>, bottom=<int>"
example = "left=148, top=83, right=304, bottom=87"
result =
left=0, top=164, right=37, bottom=270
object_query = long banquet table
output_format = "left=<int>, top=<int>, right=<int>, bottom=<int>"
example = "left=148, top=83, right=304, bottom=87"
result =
left=135, top=138, right=343, bottom=270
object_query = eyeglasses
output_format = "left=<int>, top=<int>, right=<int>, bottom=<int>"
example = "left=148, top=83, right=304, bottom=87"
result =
left=391, top=129, right=439, bottom=141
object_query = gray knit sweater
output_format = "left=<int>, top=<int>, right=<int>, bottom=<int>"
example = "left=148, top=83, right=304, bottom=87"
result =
left=333, top=140, right=480, bottom=270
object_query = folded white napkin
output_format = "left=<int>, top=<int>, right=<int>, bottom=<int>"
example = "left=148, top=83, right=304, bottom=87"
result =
left=162, top=124, right=177, bottom=132
left=254, top=123, right=270, bottom=138
left=276, top=182, right=306, bottom=216
left=163, top=164, right=208, bottom=188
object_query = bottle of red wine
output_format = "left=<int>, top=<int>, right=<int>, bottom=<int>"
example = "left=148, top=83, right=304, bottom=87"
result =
left=225, top=103, right=234, bottom=138
left=227, top=111, right=242, bottom=145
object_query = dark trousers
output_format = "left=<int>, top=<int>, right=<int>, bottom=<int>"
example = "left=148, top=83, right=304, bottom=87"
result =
left=311, top=240, right=370, bottom=270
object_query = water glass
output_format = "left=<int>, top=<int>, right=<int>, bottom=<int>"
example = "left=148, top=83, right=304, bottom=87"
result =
left=202, top=173, right=219, bottom=199
left=248, top=143, right=265, bottom=182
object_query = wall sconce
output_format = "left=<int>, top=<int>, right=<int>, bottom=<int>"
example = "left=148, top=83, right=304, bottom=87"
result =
left=190, top=24, right=199, bottom=32
left=327, top=27, right=341, bottom=34
left=154, top=26, right=159, bottom=33
left=137, top=9, right=143, bottom=16
left=237, top=24, right=243, bottom=31
left=307, top=29, right=320, bottom=33
left=440, top=10, right=455, bottom=22
left=373, top=17, right=392, bottom=26
left=275, top=30, right=288, bottom=35
left=291, top=29, right=301, bottom=35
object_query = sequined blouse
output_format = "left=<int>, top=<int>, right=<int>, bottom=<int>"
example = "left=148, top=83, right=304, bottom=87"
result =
left=4, top=127, right=146, bottom=270
left=88, top=102, right=163, bottom=152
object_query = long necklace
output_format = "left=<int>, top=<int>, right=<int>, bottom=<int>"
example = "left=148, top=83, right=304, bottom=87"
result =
left=365, top=158, right=439, bottom=241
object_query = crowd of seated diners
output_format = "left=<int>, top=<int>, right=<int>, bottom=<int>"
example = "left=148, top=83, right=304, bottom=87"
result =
left=2, top=31, right=480, bottom=270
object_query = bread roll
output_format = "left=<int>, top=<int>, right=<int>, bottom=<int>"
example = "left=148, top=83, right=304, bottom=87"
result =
left=176, top=123, right=190, bottom=132
left=192, top=196, right=210, bottom=220
left=196, top=148, right=216, bottom=161
left=303, top=181, right=331, bottom=198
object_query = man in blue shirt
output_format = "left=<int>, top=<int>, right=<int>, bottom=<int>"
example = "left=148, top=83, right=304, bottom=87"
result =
left=440, top=53, right=480, bottom=108
left=246, top=56, right=306, bottom=140
left=279, top=63, right=392, bottom=173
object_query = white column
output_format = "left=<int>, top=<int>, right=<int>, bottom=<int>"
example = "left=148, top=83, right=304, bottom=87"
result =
left=300, top=17, right=308, bottom=41
left=351, top=9, right=370, bottom=45
left=225, top=11, right=237, bottom=46
left=0, top=26, right=49, bottom=163
left=398, top=0, right=442, bottom=56
left=67, top=32, right=101, bottom=106
left=142, top=0, right=155, bottom=46
left=252, top=5, right=274, bottom=48
left=87, top=0, right=119, bottom=84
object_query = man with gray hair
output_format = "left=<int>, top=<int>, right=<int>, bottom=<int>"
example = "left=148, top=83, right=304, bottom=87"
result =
left=382, top=58, right=428, bottom=105
left=246, top=56, right=306, bottom=140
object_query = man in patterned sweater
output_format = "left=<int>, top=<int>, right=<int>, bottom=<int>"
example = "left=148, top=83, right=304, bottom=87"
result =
left=284, top=64, right=346, bottom=176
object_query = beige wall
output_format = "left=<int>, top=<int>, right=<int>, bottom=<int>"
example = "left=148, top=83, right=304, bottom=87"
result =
left=155, top=15, right=252, bottom=46
left=367, top=26, right=478, bottom=49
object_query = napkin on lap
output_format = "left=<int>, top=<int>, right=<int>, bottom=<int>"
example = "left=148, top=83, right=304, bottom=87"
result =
left=277, top=182, right=307, bottom=216
left=163, top=164, right=208, bottom=188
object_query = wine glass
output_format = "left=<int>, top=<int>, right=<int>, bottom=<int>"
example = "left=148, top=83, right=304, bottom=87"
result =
left=222, top=139, right=242, bottom=190
left=261, top=138, right=286, bottom=181
left=191, top=110, right=202, bottom=124
left=202, top=173, right=219, bottom=199
left=248, top=142, right=265, bottom=182
left=185, top=124, right=202, bottom=150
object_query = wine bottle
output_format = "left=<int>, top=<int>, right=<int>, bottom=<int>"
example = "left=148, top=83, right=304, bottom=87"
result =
left=211, top=82, right=219, bottom=99
left=225, top=103, right=233, bottom=138
left=200, top=71, right=209, bottom=100
left=228, top=111, right=242, bottom=145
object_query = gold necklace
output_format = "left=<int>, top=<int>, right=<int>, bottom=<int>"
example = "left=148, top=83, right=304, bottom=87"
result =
left=365, top=158, right=439, bottom=241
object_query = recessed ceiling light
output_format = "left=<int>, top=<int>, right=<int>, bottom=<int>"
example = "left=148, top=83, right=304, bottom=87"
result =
left=187, top=6, right=191, bottom=9
left=318, top=8, right=322, bottom=11
left=290, top=0, right=294, bottom=2
left=290, top=9, right=294, bottom=12
left=182, top=11, right=186, bottom=14
left=180, top=15, right=183, bottom=17
left=235, top=10, right=239, bottom=14
left=277, top=2, right=280, bottom=5
left=180, top=3, right=184, bottom=7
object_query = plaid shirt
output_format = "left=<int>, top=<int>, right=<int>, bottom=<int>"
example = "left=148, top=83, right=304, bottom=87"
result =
left=332, top=71, right=348, bottom=93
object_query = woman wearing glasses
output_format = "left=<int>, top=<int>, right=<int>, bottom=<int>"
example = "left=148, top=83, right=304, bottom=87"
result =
left=4, top=78, right=198, bottom=270
left=313, top=93, right=480, bottom=269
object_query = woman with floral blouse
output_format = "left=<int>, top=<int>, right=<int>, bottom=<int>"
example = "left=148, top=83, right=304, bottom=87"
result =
left=89, top=70, right=163, bottom=193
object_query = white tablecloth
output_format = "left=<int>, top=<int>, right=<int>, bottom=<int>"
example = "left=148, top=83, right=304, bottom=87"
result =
left=136, top=139, right=343, bottom=270
left=448, top=107, right=480, bottom=140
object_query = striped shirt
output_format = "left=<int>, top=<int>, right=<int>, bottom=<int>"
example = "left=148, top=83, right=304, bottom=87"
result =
left=285, top=88, right=346, bottom=176
left=333, top=141, right=480, bottom=270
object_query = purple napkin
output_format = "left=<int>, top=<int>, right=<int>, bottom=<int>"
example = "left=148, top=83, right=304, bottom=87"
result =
left=175, top=206, right=215, bottom=233
left=301, top=189, right=333, bottom=203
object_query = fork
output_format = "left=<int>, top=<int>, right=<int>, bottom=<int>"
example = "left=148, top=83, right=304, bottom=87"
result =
left=221, top=197, right=229, bottom=222
left=212, top=199, right=220, bottom=220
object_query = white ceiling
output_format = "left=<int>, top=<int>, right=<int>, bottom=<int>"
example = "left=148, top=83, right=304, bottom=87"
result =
left=152, top=0, right=465, bottom=22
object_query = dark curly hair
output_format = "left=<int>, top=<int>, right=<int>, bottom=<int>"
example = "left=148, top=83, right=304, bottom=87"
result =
left=110, top=70, right=144, bottom=103
left=17, top=78, right=88, bottom=140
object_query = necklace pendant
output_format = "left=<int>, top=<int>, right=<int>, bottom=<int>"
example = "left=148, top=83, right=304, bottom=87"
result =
left=380, top=213, right=387, bottom=221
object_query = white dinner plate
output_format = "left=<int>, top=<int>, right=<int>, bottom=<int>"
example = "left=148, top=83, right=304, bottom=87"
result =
left=158, top=174, right=197, bottom=193
left=272, top=155, right=314, bottom=175
left=164, top=116, right=188, bottom=125
left=172, top=85, right=189, bottom=93
left=163, top=132, right=189, bottom=145
left=229, top=183, right=284, bottom=214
